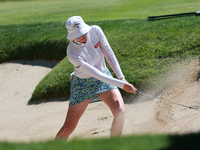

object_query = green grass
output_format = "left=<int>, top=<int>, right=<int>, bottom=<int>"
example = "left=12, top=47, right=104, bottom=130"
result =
left=0, top=0, right=200, bottom=25
left=1, top=133, right=200, bottom=150
left=0, top=135, right=170, bottom=150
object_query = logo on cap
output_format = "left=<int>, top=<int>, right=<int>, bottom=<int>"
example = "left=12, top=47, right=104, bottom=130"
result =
left=76, top=65, right=81, bottom=68
left=73, top=23, right=80, bottom=28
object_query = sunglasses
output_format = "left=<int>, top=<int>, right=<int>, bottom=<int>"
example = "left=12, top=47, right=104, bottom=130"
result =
left=76, top=33, right=87, bottom=39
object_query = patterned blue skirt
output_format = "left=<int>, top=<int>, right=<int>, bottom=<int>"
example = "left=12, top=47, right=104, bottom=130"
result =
left=68, top=67, right=117, bottom=106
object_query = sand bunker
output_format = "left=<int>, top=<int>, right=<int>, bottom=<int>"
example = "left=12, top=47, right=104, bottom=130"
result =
left=0, top=59, right=199, bottom=142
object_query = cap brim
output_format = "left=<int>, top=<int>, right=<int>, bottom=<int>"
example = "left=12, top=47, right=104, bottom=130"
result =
left=67, top=24, right=91, bottom=40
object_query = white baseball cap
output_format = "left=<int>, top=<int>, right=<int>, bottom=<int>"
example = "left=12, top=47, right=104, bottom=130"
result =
left=65, top=16, right=91, bottom=40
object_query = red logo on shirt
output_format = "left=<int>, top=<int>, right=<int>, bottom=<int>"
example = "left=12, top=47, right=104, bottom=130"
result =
left=94, top=41, right=100, bottom=49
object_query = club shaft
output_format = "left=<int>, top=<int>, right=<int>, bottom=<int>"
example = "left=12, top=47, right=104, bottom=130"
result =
left=137, top=90, right=195, bottom=110
left=148, top=12, right=196, bottom=19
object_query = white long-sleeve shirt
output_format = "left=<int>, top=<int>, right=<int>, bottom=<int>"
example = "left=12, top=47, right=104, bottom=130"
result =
left=67, top=25, right=126, bottom=89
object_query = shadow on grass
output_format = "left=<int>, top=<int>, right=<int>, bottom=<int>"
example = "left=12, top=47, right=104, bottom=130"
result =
left=147, top=13, right=199, bottom=21
left=8, top=60, right=58, bottom=68
left=163, top=133, right=200, bottom=150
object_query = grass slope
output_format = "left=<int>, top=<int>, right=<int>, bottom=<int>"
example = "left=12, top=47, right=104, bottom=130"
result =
left=0, top=22, right=67, bottom=63
left=29, top=16, right=200, bottom=102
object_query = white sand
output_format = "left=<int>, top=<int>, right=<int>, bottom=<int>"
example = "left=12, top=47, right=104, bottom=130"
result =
left=0, top=60, right=199, bottom=142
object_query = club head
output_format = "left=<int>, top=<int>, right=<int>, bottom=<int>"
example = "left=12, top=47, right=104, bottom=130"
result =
left=192, top=105, right=200, bottom=110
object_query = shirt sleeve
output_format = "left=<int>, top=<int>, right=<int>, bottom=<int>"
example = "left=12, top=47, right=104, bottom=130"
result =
left=79, top=61, right=125, bottom=89
left=68, top=54, right=125, bottom=89
left=95, top=26, right=125, bottom=80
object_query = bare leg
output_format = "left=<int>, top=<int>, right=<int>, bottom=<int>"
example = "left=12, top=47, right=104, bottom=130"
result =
left=98, top=89, right=125, bottom=137
left=56, top=99, right=90, bottom=140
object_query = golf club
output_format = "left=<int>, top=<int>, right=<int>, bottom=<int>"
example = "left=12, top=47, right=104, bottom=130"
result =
left=148, top=11, right=200, bottom=19
left=136, top=90, right=200, bottom=110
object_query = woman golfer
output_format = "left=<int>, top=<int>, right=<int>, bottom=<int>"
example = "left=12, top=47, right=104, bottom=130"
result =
left=56, top=16, right=137, bottom=140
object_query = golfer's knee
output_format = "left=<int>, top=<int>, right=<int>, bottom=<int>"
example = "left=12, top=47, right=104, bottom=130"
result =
left=114, top=106, right=125, bottom=119
left=117, top=100, right=125, bottom=114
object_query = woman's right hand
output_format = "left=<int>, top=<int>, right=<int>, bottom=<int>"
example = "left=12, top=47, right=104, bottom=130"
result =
left=123, top=82, right=137, bottom=94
